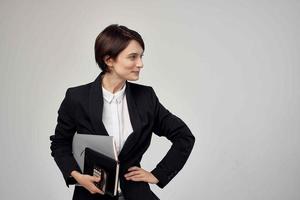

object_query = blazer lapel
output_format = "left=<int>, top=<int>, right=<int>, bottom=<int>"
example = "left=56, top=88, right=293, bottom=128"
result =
left=89, top=72, right=109, bottom=136
left=119, top=81, right=143, bottom=161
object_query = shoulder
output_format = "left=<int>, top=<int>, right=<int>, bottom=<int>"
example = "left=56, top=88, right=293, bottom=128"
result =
left=64, top=82, right=93, bottom=100
left=127, top=81, right=152, bottom=91
left=68, top=82, right=92, bottom=91
left=126, top=81, right=155, bottom=97
left=126, top=82, right=160, bottom=110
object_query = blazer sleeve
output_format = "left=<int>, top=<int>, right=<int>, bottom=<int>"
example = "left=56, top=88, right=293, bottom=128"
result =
left=49, top=88, right=81, bottom=187
left=149, top=87, right=195, bottom=189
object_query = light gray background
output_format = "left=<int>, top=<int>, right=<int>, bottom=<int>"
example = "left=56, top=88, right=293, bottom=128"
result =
left=0, top=0, right=299, bottom=200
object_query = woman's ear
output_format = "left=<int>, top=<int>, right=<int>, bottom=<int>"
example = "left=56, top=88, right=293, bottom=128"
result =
left=104, top=55, right=113, bottom=67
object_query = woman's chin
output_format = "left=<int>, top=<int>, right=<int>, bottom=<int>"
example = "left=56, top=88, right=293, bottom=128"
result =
left=127, top=75, right=139, bottom=81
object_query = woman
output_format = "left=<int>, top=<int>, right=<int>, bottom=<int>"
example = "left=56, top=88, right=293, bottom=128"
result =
left=50, top=24, right=195, bottom=200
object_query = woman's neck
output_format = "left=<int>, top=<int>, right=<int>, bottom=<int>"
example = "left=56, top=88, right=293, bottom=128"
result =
left=101, top=72, right=126, bottom=94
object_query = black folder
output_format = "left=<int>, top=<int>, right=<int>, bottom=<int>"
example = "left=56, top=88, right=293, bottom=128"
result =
left=83, top=147, right=119, bottom=197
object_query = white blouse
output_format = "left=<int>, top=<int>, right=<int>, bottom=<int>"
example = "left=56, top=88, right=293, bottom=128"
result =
left=101, top=83, right=133, bottom=155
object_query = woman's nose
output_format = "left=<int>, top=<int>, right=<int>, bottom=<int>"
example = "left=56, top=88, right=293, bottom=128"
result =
left=137, top=57, right=143, bottom=68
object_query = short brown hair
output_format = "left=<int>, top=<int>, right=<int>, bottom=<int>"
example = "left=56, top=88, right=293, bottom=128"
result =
left=94, top=24, right=145, bottom=73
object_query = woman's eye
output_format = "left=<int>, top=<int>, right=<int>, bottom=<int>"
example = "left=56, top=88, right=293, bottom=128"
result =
left=129, top=54, right=143, bottom=60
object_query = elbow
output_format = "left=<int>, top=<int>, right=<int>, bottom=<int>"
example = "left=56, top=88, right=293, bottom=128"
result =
left=191, top=133, right=195, bottom=145
left=187, top=131, right=195, bottom=152
left=173, top=127, right=195, bottom=154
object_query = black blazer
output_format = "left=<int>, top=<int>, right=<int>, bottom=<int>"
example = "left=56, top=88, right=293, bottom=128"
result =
left=50, top=72, right=195, bottom=200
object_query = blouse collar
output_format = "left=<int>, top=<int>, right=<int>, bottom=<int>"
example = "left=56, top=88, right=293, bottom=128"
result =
left=102, top=83, right=126, bottom=103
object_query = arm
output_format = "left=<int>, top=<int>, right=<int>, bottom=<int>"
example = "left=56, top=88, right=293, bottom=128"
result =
left=49, top=88, right=81, bottom=187
left=149, top=87, right=195, bottom=188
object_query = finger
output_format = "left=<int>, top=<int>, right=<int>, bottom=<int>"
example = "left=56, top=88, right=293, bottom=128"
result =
left=124, top=170, right=141, bottom=178
left=91, top=176, right=101, bottom=182
left=90, top=184, right=104, bottom=195
left=127, top=175, right=145, bottom=182
left=127, top=166, right=140, bottom=171
left=126, top=173, right=145, bottom=180
left=91, top=188, right=104, bottom=195
left=86, top=174, right=100, bottom=182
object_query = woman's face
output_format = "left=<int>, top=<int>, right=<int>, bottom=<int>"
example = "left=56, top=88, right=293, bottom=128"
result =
left=106, top=40, right=144, bottom=81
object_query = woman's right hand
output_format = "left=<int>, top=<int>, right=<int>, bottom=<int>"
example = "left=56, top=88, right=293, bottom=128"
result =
left=71, top=170, right=104, bottom=195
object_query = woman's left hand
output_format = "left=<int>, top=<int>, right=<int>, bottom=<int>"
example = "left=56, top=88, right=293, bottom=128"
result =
left=124, top=166, right=159, bottom=184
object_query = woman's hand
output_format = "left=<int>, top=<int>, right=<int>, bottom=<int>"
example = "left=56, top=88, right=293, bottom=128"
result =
left=71, top=170, right=104, bottom=195
left=124, top=166, right=159, bottom=184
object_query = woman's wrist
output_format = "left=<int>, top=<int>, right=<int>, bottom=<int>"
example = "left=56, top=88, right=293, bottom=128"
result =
left=71, top=170, right=82, bottom=180
left=151, top=173, right=159, bottom=184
